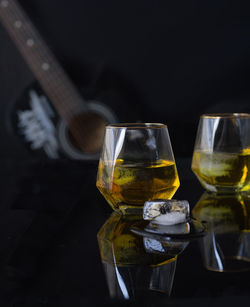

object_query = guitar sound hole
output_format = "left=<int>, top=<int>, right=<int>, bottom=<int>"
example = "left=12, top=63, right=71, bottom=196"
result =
left=67, top=112, right=108, bottom=154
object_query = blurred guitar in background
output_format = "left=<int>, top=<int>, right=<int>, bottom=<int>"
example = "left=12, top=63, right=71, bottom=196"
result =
left=0, top=0, right=122, bottom=160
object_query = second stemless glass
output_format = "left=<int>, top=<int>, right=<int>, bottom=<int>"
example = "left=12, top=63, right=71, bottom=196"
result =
left=192, top=113, right=250, bottom=193
left=96, top=123, right=180, bottom=214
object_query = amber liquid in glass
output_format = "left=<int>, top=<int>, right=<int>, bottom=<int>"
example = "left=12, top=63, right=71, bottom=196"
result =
left=192, top=149, right=250, bottom=192
left=96, top=159, right=179, bottom=212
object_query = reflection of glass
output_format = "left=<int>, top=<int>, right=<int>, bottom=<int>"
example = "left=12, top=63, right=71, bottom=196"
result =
left=192, top=192, right=250, bottom=272
left=97, top=212, right=178, bottom=300
left=96, top=123, right=179, bottom=214
left=192, top=114, right=250, bottom=193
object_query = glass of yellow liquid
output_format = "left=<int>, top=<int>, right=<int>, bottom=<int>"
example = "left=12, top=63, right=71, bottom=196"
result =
left=96, top=123, right=180, bottom=214
left=192, top=113, right=250, bottom=193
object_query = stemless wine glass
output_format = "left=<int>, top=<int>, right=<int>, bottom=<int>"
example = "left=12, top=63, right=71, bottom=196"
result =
left=96, top=123, right=180, bottom=214
left=192, top=113, right=250, bottom=193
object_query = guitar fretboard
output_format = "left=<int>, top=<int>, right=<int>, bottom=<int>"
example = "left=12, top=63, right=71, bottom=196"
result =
left=0, top=0, right=87, bottom=121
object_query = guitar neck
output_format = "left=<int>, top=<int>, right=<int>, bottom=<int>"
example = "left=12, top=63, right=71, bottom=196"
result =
left=0, top=0, right=87, bottom=121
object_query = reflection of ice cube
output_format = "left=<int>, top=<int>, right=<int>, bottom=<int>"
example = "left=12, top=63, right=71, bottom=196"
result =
left=143, top=236, right=189, bottom=256
left=143, top=199, right=189, bottom=225
left=143, top=238, right=165, bottom=253
left=142, top=222, right=190, bottom=255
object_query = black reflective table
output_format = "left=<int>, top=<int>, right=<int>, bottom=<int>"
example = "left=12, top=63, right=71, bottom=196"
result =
left=0, top=158, right=250, bottom=306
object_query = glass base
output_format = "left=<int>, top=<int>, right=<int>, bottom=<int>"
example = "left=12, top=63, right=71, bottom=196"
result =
left=199, top=180, right=249, bottom=194
left=116, top=203, right=143, bottom=215
left=102, top=259, right=176, bottom=299
left=205, top=256, right=250, bottom=272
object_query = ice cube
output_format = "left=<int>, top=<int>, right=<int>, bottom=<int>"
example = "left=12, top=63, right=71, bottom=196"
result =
left=145, top=221, right=190, bottom=235
left=143, top=199, right=189, bottom=225
left=153, top=212, right=187, bottom=225
left=199, top=152, right=237, bottom=177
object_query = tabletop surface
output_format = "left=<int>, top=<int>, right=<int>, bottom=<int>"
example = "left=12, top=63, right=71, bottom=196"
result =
left=0, top=157, right=249, bottom=306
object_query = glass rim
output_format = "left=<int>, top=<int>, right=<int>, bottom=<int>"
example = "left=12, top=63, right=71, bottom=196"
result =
left=201, top=113, right=250, bottom=119
left=106, top=123, right=167, bottom=129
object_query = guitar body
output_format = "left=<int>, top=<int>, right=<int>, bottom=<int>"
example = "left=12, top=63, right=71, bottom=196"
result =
left=0, top=0, right=146, bottom=161
left=10, top=82, right=117, bottom=160
left=0, top=0, right=121, bottom=160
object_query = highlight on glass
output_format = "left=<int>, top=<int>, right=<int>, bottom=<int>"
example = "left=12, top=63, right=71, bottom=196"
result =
left=96, top=123, right=180, bottom=214
left=192, top=113, right=250, bottom=193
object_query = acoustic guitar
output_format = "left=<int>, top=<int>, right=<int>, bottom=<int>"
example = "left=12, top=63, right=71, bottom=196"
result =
left=0, top=0, right=118, bottom=160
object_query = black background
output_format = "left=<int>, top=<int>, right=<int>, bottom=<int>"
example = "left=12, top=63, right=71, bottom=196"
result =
left=1, top=0, right=250, bottom=158
left=1, top=1, right=250, bottom=306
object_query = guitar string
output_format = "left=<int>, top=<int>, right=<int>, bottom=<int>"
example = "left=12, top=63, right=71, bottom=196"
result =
left=3, top=0, right=88, bottom=116
left=1, top=21, right=75, bottom=120
left=8, top=3, right=84, bottom=112
left=1, top=5, right=79, bottom=115
left=1, top=3, right=95, bottom=136
left=0, top=3, right=105, bottom=149
left=9, top=0, right=86, bottom=107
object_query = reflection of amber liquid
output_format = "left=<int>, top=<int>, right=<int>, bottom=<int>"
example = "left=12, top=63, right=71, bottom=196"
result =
left=97, top=212, right=177, bottom=266
left=192, top=149, right=250, bottom=192
left=192, top=193, right=250, bottom=272
left=192, top=193, right=250, bottom=233
left=96, top=159, right=179, bottom=212
left=97, top=212, right=177, bottom=298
